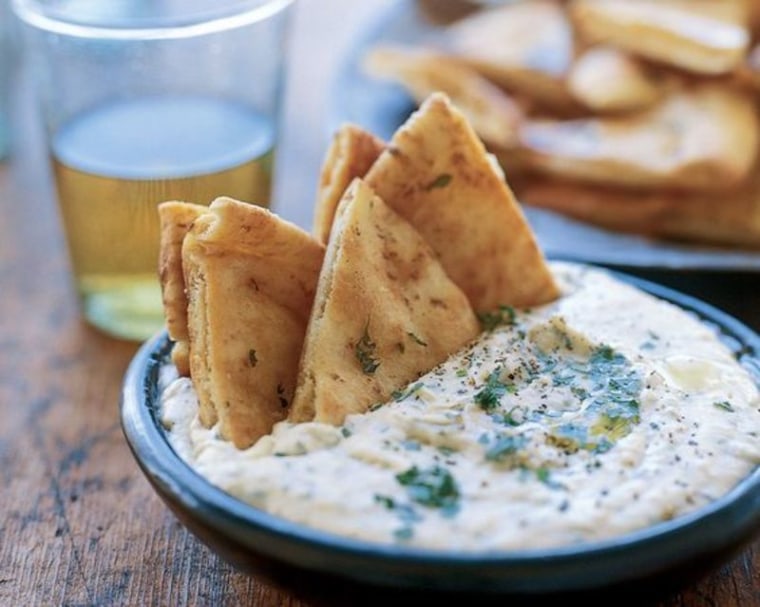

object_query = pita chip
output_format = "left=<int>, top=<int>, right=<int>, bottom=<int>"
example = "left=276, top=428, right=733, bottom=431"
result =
left=519, top=176, right=760, bottom=248
left=313, top=124, right=385, bottom=244
left=446, top=0, right=578, bottom=112
left=364, top=92, right=559, bottom=312
left=570, top=0, right=750, bottom=75
left=735, top=44, right=760, bottom=93
left=363, top=45, right=524, bottom=149
left=567, top=46, right=670, bottom=113
left=183, top=197, right=325, bottom=448
left=513, top=83, right=759, bottom=191
left=290, top=179, right=480, bottom=425
left=158, top=201, right=208, bottom=376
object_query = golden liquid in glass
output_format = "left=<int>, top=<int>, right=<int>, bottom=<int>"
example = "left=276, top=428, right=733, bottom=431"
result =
left=51, top=96, right=274, bottom=340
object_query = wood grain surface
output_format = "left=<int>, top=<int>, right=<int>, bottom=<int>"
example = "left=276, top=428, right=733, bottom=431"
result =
left=1, top=1, right=759, bottom=605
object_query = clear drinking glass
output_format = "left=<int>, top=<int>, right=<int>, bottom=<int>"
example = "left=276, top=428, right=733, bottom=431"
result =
left=13, top=0, right=294, bottom=340
left=0, top=0, right=15, bottom=159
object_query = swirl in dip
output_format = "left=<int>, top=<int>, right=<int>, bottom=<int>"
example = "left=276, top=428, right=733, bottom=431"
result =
left=161, top=263, right=760, bottom=550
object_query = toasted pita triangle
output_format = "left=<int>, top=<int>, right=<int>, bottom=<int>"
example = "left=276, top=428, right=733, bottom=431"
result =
left=290, top=179, right=480, bottom=425
left=158, top=201, right=209, bottom=377
left=447, top=0, right=577, bottom=112
left=183, top=197, right=325, bottom=447
left=567, top=46, right=669, bottom=113
left=570, top=0, right=750, bottom=75
left=512, top=83, right=758, bottom=191
left=313, top=124, right=385, bottom=244
left=519, top=174, right=760, bottom=248
left=363, top=45, right=524, bottom=149
left=364, top=92, right=559, bottom=312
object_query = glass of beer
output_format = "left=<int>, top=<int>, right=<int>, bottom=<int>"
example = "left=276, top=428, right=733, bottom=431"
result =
left=0, top=0, right=16, bottom=160
left=14, top=0, right=293, bottom=340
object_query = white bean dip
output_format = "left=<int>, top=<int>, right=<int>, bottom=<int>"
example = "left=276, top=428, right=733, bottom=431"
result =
left=161, top=263, right=760, bottom=550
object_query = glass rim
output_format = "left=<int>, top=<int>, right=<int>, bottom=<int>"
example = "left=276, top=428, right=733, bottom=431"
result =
left=12, top=0, right=295, bottom=40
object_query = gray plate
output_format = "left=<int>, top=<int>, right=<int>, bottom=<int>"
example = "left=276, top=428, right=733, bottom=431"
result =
left=328, top=0, right=760, bottom=272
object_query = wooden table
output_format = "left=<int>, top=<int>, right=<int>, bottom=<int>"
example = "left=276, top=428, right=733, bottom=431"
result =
left=1, top=1, right=758, bottom=605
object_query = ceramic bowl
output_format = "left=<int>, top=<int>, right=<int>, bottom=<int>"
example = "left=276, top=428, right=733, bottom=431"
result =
left=121, top=272, right=760, bottom=604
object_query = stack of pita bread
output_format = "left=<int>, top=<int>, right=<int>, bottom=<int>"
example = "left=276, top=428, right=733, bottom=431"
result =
left=158, top=94, right=558, bottom=448
left=364, top=0, right=760, bottom=248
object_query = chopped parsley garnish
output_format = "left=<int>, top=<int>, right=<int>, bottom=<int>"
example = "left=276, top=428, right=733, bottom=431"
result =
left=546, top=345, right=642, bottom=449
left=484, top=434, right=527, bottom=462
left=584, top=345, right=642, bottom=424
left=473, top=344, right=641, bottom=458
left=424, top=173, right=452, bottom=190
left=571, top=385, right=590, bottom=400
left=374, top=494, right=395, bottom=509
left=355, top=321, right=380, bottom=374
left=535, top=467, right=551, bottom=484
left=548, top=423, right=612, bottom=455
left=374, top=493, right=423, bottom=541
left=477, top=305, right=516, bottom=332
left=591, top=413, right=634, bottom=442
left=340, top=427, right=352, bottom=438
left=395, top=465, right=460, bottom=514
left=474, top=368, right=513, bottom=411
left=713, top=400, right=734, bottom=412
left=392, top=381, right=424, bottom=402
left=496, top=406, right=524, bottom=427
left=551, top=371, right=575, bottom=387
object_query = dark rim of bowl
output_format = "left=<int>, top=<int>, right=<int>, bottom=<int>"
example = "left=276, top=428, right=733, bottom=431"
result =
left=121, top=269, right=760, bottom=571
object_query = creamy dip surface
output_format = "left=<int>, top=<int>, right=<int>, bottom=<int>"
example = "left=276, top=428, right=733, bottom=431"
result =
left=161, top=263, right=760, bottom=551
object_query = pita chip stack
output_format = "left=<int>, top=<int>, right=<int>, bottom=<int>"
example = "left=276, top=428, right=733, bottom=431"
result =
left=181, top=198, right=325, bottom=448
left=290, top=178, right=480, bottom=425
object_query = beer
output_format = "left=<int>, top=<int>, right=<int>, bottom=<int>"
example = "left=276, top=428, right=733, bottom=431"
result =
left=51, top=96, right=274, bottom=340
